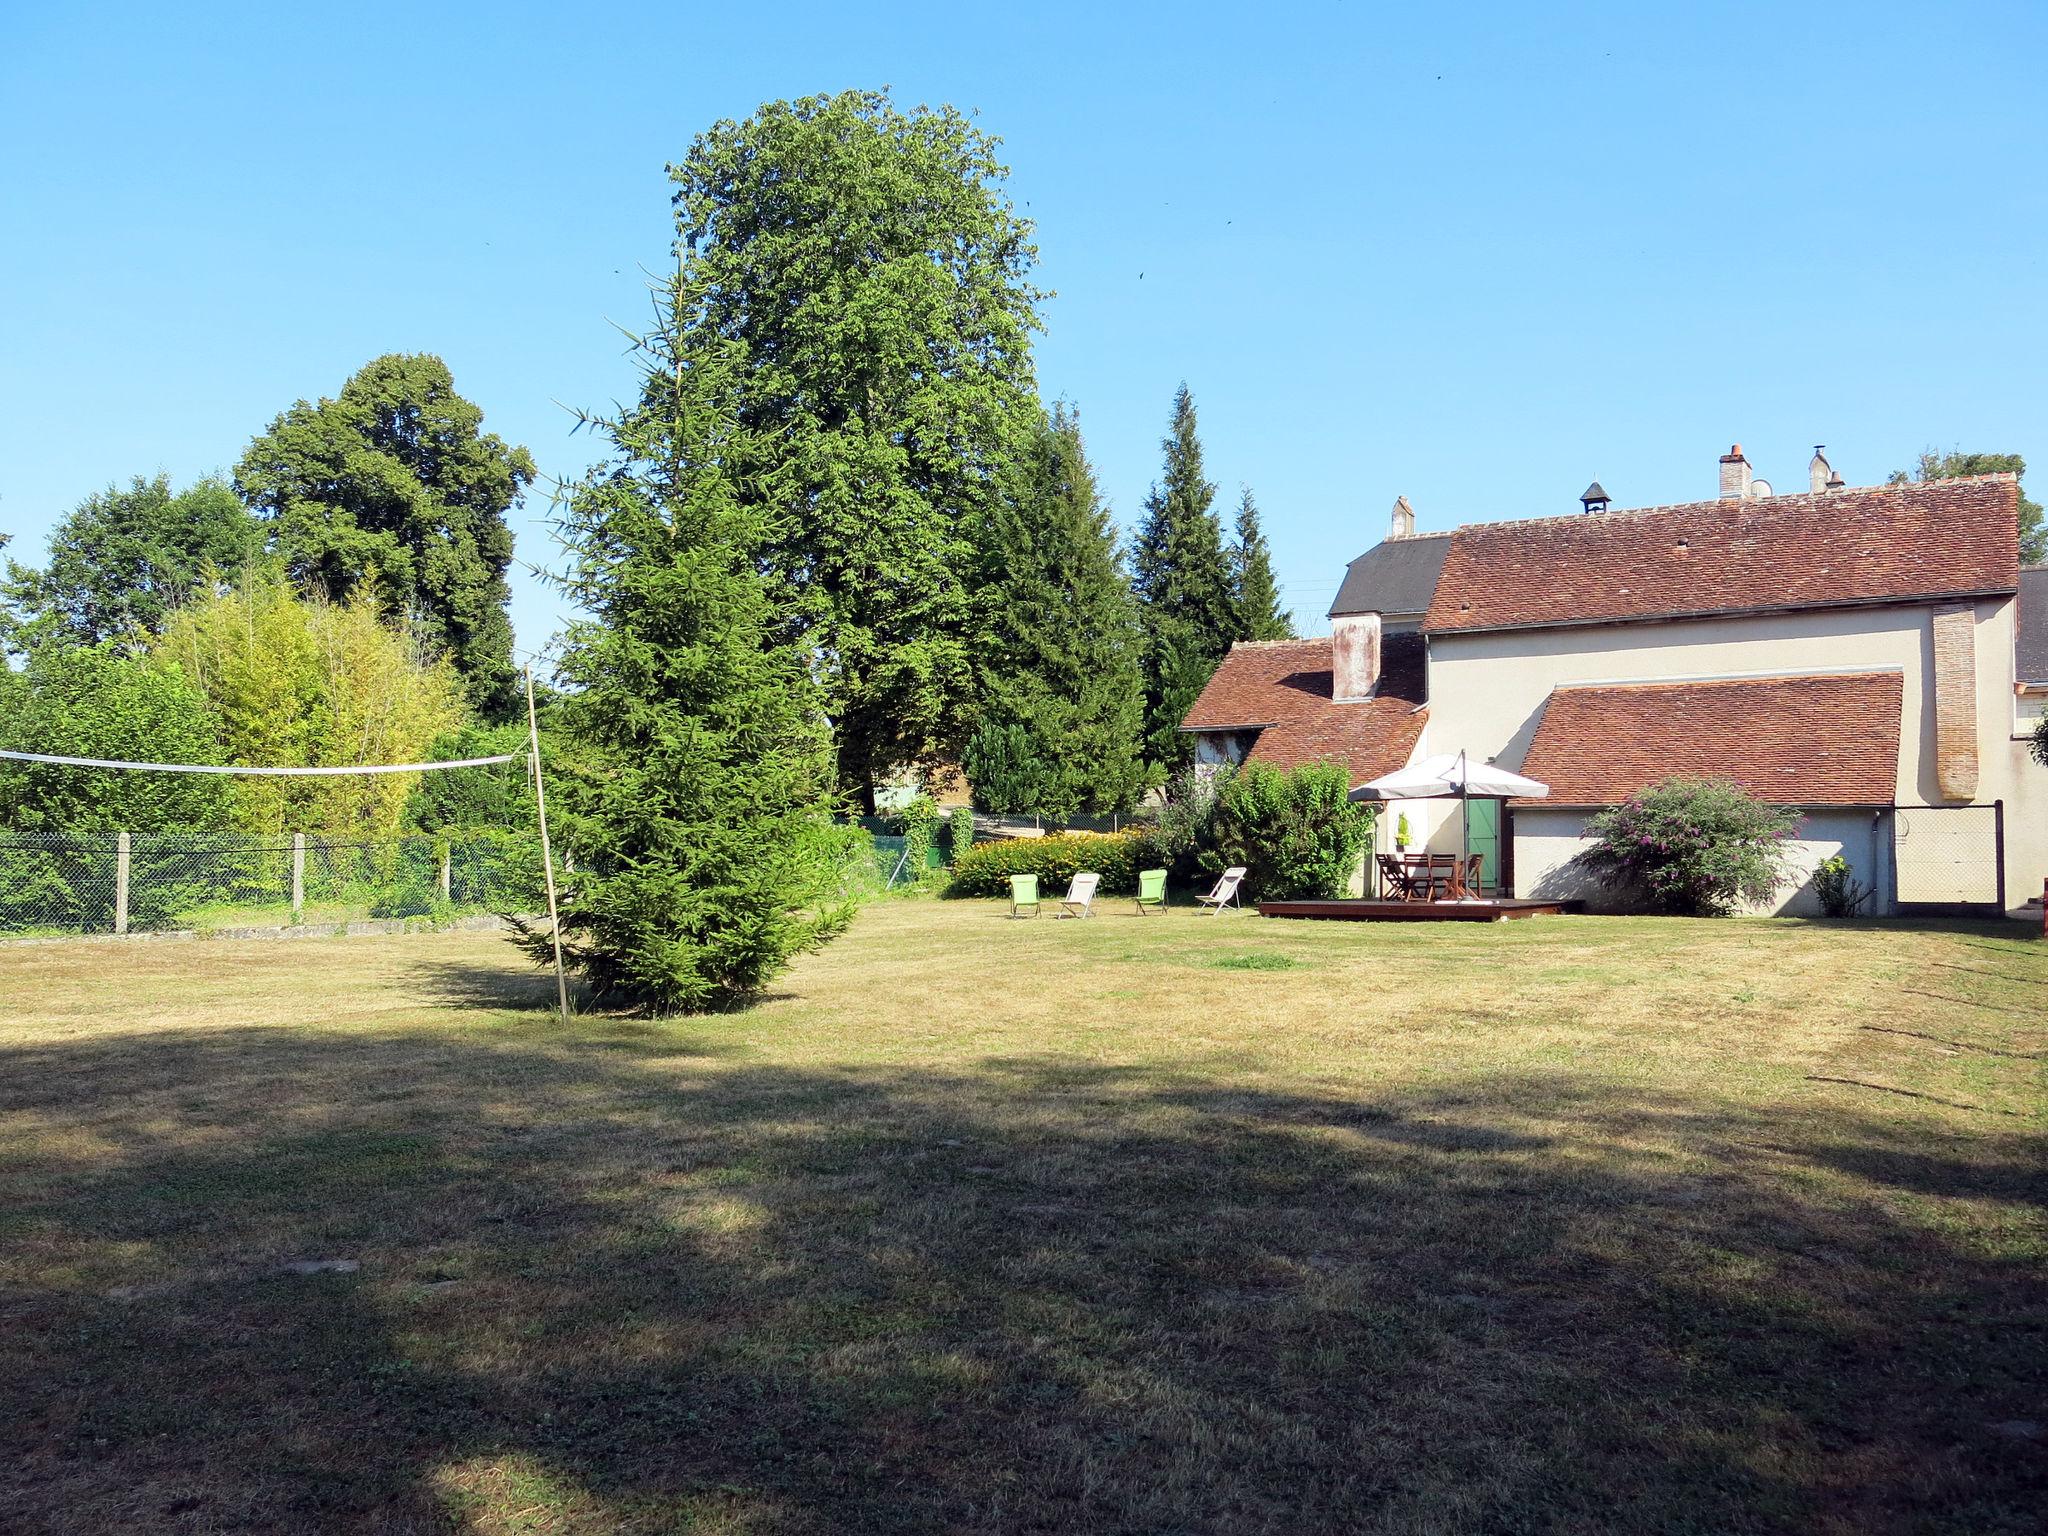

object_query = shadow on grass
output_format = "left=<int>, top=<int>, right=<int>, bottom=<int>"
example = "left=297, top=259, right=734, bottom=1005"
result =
left=3, top=1022, right=2043, bottom=1534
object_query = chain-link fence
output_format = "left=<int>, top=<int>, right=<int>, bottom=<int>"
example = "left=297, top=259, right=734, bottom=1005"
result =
left=0, top=830, right=546, bottom=937
left=1891, top=803, right=2005, bottom=913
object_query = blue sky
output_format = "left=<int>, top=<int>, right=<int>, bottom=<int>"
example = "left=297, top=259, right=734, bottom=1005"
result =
left=3, top=1, right=2042, bottom=659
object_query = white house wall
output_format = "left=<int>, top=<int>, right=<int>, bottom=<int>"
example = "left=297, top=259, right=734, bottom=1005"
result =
left=1512, top=806, right=1892, bottom=916
left=1426, top=598, right=2043, bottom=915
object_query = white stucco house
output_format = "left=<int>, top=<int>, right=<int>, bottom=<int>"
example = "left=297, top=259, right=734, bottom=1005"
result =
left=1181, top=445, right=2043, bottom=917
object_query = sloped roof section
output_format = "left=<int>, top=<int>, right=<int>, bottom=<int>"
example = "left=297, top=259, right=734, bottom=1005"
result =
left=1181, top=632, right=1428, bottom=787
left=1329, top=532, right=1452, bottom=618
left=1518, top=671, right=1904, bottom=807
left=1425, top=476, right=2020, bottom=634
left=2019, top=566, right=2047, bottom=683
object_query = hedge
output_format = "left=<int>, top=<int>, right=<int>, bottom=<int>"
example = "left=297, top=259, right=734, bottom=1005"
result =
left=947, top=830, right=1145, bottom=896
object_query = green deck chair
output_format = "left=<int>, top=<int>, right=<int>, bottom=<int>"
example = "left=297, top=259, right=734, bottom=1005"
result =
left=1135, top=867, right=1167, bottom=915
left=1009, top=873, right=1040, bottom=918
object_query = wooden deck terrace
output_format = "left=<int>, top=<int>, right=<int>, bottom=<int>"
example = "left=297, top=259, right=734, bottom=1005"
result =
left=1256, top=898, right=1581, bottom=923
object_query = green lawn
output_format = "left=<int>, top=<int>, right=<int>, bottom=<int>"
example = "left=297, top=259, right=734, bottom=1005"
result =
left=2, top=903, right=2043, bottom=1534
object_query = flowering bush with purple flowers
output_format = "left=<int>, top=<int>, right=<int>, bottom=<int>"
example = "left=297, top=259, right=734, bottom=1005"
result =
left=1578, top=777, right=1801, bottom=916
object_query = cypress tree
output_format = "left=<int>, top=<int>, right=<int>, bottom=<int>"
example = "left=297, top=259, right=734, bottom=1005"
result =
left=968, top=404, right=1145, bottom=819
left=537, top=314, right=856, bottom=1014
left=1229, top=486, right=1294, bottom=640
left=1131, top=384, right=1235, bottom=777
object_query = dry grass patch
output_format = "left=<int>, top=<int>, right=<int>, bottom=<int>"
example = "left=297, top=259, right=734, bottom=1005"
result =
left=2, top=905, right=2043, bottom=1533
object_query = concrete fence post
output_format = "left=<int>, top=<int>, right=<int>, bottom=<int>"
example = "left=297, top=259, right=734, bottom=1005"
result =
left=439, top=844, right=452, bottom=901
left=291, top=833, right=305, bottom=925
left=114, top=831, right=130, bottom=936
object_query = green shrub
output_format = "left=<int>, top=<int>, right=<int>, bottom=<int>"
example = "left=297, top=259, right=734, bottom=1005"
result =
left=947, top=831, right=1143, bottom=896
left=1813, top=853, right=1871, bottom=918
left=892, top=794, right=942, bottom=870
left=369, top=882, right=455, bottom=922
left=1578, top=777, right=1799, bottom=916
left=1127, top=768, right=1219, bottom=885
left=2031, top=711, right=2047, bottom=769
left=948, top=805, right=974, bottom=861
left=1207, top=761, right=1373, bottom=901
left=963, top=721, right=1056, bottom=819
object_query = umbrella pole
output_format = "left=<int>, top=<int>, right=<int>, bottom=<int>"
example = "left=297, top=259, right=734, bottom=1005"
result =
left=1457, top=752, right=1469, bottom=900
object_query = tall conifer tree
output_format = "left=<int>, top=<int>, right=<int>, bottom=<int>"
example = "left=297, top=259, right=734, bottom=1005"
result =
left=1131, top=385, right=1234, bottom=777
left=1229, top=486, right=1294, bottom=640
left=967, top=404, right=1145, bottom=818
left=539, top=312, right=855, bottom=1013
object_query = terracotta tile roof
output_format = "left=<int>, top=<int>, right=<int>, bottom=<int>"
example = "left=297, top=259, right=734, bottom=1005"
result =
left=1424, top=476, right=2020, bottom=634
left=1517, top=671, right=1904, bottom=807
left=1181, top=632, right=1428, bottom=787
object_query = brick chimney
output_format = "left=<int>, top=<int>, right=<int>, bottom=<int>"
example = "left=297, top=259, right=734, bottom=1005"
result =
left=1331, top=612, right=1382, bottom=703
left=1718, top=444, right=1753, bottom=500
left=1389, top=495, right=1415, bottom=538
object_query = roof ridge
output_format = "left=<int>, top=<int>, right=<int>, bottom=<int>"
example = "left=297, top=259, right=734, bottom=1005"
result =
left=1552, top=669, right=1899, bottom=694
left=1445, top=473, right=2017, bottom=536
left=1226, top=637, right=1328, bottom=651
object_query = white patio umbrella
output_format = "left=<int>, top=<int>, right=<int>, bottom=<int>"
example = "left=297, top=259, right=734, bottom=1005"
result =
left=1351, top=752, right=1549, bottom=898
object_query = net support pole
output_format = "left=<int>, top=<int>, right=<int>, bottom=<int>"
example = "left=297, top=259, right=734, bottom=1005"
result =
left=526, top=666, right=571, bottom=1021
left=114, top=831, right=130, bottom=937
left=291, top=833, right=305, bottom=925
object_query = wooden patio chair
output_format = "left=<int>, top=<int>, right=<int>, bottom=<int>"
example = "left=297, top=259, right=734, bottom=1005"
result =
left=1055, top=872, right=1101, bottom=919
left=1197, top=866, right=1248, bottom=915
left=1377, top=854, right=1424, bottom=902
left=1135, top=867, right=1168, bottom=915
left=1451, top=853, right=1486, bottom=901
left=1009, top=874, right=1040, bottom=918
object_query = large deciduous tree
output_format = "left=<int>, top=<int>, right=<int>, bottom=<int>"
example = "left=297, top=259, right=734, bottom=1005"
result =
left=235, top=354, right=535, bottom=718
left=1889, top=449, right=2044, bottom=564
left=1131, top=384, right=1236, bottom=777
left=966, top=404, right=1145, bottom=820
left=540, top=317, right=857, bottom=1014
left=154, top=576, right=467, bottom=837
left=0, top=475, right=260, bottom=654
left=665, top=89, right=1047, bottom=812
left=0, top=646, right=232, bottom=832
left=1228, top=486, right=1294, bottom=641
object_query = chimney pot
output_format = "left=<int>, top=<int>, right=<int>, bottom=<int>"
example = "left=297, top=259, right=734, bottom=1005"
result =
left=1809, top=445, right=1838, bottom=495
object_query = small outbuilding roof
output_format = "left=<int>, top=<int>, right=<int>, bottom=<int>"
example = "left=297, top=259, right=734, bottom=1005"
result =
left=1516, top=671, right=1904, bottom=808
left=1328, top=531, right=1452, bottom=619
left=1180, top=632, right=1429, bottom=788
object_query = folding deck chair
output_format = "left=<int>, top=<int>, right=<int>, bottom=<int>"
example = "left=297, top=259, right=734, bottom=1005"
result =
left=1197, top=866, right=1248, bottom=915
left=1009, top=874, right=1040, bottom=918
left=1055, top=872, right=1101, bottom=919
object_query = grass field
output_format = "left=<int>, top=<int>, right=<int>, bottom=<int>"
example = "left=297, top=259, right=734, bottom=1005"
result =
left=2, top=903, right=2043, bottom=1534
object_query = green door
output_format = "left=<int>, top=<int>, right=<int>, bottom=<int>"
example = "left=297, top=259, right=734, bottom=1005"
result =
left=1466, top=799, right=1501, bottom=894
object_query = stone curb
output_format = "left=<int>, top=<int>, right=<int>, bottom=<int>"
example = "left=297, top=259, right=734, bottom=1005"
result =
left=1, top=912, right=530, bottom=948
